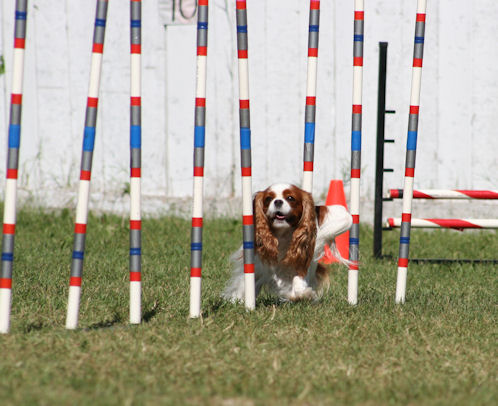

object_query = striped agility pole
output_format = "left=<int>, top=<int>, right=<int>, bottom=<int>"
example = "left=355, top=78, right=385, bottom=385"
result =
left=302, top=0, right=320, bottom=193
left=0, top=0, right=28, bottom=334
left=189, top=0, right=208, bottom=318
left=395, top=0, right=427, bottom=304
left=66, top=0, right=109, bottom=329
left=129, top=0, right=142, bottom=324
left=236, top=0, right=255, bottom=310
left=388, top=189, right=498, bottom=200
left=348, top=0, right=364, bottom=305
left=388, top=218, right=498, bottom=230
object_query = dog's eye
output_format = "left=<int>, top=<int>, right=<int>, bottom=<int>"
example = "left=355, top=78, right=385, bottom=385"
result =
left=286, top=196, right=295, bottom=202
left=264, top=196, right=273, bottom=205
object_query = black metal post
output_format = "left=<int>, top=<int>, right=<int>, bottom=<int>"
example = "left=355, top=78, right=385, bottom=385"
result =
left=373, top=42, right=389, bottom=258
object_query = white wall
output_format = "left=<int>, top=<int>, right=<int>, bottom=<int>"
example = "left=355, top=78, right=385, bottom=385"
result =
left=0, top=0, right=497, bottom=220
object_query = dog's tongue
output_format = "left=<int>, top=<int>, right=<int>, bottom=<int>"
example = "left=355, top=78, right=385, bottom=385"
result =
left=275, top=213, right=286, bottom=220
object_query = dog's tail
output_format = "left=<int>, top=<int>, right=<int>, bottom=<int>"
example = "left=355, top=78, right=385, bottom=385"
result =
left=327, top=239, right=355, bottom=267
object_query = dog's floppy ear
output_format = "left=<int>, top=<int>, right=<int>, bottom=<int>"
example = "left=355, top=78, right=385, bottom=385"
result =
left=253, top=191, right=278, bottom=264
left=283, top=189, right=317, bottom=273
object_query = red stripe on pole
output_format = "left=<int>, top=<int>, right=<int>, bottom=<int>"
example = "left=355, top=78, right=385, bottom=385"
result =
left=416, top=13, right=426, bottom=22
left=349, top=262, right=359, bottom=271
left=353, top=57, right=363, bottom=66
left=130, top=271, right=141, bottom=281
left=398, top=258, right=409, bottom=267
left=11, top=94, right=22, bottom=105
left=131, top=168, right=141, bottom=178
left=80, top=170, right=91, bottom=181
left=0, top=278, right=12, bottom=289
left=92, top=43, right=104, bottom=53
left=190, top=268, right=202, bottom=278
left=69, top=277, right=82, bottom=287
left=198, top=0, right=208, bottom=5
left=131, top=44, right=141, bottom=54
left=303, top=161, right=313, bottom=171
left=241, top=167, right=251, bottom=176
left=239, top=99, right=250, bottom=109
left=3, top=224, right=15, bottom=234
left=352, top=214, right=360, bottom=224
left=192, top=217, right=203, bottom=227
left=306, top=97, right=316, bottom=106
left=74, top=223, right=86, bottom=234
left=244, top=263, right=255, bottom=274
left=355, top=11, right=364, bottom=20
left=428, top=219, right=482, bottom=230
left=412, top=190, right=433, bottom=199
left=236, top=0, right=246, bottom=10
left=458, top=190, right=498, bottom=199
left=413, top=58, right=423, bottom=67
left=131, top=97, right=141, bottom=106
left=405, top=167, right=415, bottom=177
left=352, top=104, right=362, bottom=114
left=389, top=189, right=401, bottom=198
left=193, top=167, right=204, bottom=176
left=130, top=220, right=141, bottom=230
left=310, top=0, right=320, bottom=10
left=238, top=49, right=248, bottom=59
left=243, top=215, right=253, bottom=225
left=410, top=105, right=419, bottom=114
left=195, top=98, right=206, bottom=107
left=402, top=213, right=411, bottom=223
left=351, top=168, right=361, bottom=178
left=87, top=97, right=98, bottom=108
left=388, top=218, right=395, bottom=228
left=308, top=48, right=318, bottom=57
left=14, top=38, right=25, bottom=49
left=197, top=46, right=207, bottom=56
left=6, top=169, right=18, bottom=179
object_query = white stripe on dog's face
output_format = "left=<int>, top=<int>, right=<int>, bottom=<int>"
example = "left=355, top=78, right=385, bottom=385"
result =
left=267, top=183, right=292, bottom=218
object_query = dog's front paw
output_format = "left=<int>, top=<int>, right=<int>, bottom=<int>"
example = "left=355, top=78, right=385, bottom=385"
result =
left=289, top=276, right=317, bottom=301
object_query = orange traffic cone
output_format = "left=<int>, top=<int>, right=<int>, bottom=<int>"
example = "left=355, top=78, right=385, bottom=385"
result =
left=319, top=180, right=349, bottom=264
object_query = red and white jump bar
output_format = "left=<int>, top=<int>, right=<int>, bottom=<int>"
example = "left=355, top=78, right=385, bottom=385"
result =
left=387, top=218, right=498, bottom=230
left=388, top=189, right=498, bottom=200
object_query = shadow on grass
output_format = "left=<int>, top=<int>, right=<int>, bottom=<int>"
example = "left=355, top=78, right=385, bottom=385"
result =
left=143, top=300, right=160, bottom=323
left=84, top=312, right=123, bottom=331
left=201, top=294, right=286, bottom=317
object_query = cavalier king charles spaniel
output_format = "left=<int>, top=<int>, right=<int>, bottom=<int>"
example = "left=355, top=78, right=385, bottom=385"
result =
left=222, top=183, right=352, bottom=302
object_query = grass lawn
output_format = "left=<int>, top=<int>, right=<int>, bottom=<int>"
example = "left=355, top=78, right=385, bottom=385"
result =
left=0, top=207, right=496, bottom=405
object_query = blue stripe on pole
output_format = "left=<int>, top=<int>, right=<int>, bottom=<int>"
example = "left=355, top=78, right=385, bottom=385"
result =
left=194, top=126, right=205, bottom=148
left=95, top=18, right=106, bottom=27
left=72, top=251, right=84, bottom=260
left=349, top=238, right=359, bottom=245
left=352, top=130, right=362, bottom=151
left=237, top=25, right=247, bottom=33
left=8, top=125, right=21, bottom=148
left=305, top=122, right=315, bottom=143
left=240, top=128, right=251, bottom=150
left=83, top=127, right=96, bottom=151
left=198, top=22, right=208, bottom=30
left=131, top=20, right=141, bottom=28
left=309, top=25, right=319, bottom=32
left=415, top=36, right=425, bottom=44
left=130, top=126, right=141, bottom=148
left=407, top=131, right=418, bottom=150
left=130, top=248, right=141, bottom=256
left=191, top=242, right=202, bottom=251
left=15, top=11, right=27, bottom=20
left=400, top=237, right=410, bottom=244
left=1, top=253, right=14, bottom=262
left=243, top=241, right=254, bottom=249
left=354, top=34, right=364, bottom=42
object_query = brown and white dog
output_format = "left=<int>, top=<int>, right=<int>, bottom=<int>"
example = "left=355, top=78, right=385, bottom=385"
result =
left=222, top=183, right=352, bottom=302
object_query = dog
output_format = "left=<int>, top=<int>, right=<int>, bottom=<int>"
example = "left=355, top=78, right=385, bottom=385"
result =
left=222, top=183, right=352, bottom=302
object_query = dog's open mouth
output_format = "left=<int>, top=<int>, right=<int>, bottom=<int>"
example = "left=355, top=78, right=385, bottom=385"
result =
left=274, top=211, right=287, bottom=221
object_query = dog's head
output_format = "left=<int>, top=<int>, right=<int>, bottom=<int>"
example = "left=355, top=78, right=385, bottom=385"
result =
left=253, top=183, right=317, bottom=270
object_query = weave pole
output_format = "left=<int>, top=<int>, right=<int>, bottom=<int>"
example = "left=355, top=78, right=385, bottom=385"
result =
left=348, top=0, right=364, bottom=305
left=388, top=218, right=498, bottom=230
left=0, top=0, right=28, bottom=334
left=302, top=0, right=320, bottom=193
left=189, top=0, right=208, bottom=318
left=66, top=0, right=109, bottom=329
left=235, top=0, right=255, bottom=310
left=395, top=0, right=427, bottom=304
left=129, top=0, right=142, bottom=324
left=388, top=189, right=498, bottom=200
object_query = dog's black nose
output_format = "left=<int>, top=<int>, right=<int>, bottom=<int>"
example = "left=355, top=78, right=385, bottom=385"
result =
left=274, top=199, right=283, bottom=208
